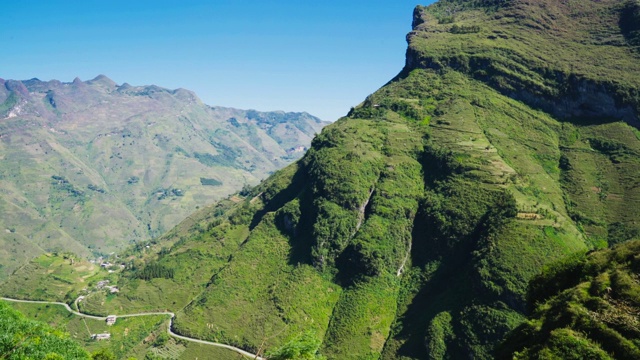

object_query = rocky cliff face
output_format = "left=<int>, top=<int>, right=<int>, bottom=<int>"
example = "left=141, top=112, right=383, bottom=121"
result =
left=405, top=0, right=640, bottom=127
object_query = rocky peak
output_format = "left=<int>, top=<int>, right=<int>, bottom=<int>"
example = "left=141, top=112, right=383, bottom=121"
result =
left=172, top=88, right=200, bottom=103
left=117, top=82, right=132, bottom=91
left=412, top=6, right=427, bottom=28
left=70, top=77, right=88, bottom=90
left=89, top=74, right=117, bottom=88
left=4, top=80, right=29, bottom=97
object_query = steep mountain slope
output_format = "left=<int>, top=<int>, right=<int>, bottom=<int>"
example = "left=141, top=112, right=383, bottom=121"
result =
left=497, top=240, right=640, bottom=359
left=9, top=0, right=640, bottom=359
left=0, top=76, right=327, bottom=279
left=0, top=300, right=90, bottom=359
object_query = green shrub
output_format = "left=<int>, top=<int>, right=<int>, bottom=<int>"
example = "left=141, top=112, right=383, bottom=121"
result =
left=0, top=301, right=90, bottom=359
left=450, top=24, right=481, bottom=34
left=199, top=177, right=222, bottom=186
left=426, top=312, right=454, bottom=359
left=267, top=332, right=325, bottom=360
left=131, top=262, right=175, bottom=280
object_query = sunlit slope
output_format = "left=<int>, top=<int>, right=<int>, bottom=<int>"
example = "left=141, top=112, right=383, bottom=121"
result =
left=10, top=0, right=640, bottom=358
left=0, top=75, right=327, bottom=279
left=497, top=240, right=640, bottom=359
left=0, top=300, right=90, bottom=359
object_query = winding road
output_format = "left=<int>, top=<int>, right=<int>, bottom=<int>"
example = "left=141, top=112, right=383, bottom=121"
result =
left=1, top=297, right=264, bottom=360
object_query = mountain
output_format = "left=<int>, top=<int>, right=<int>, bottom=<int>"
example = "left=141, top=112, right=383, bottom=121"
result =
left=4, top=0, right=640, bottom=359
left=496, top=240, right=640, bottom=359
left=0, top=75, right=327, bottom=279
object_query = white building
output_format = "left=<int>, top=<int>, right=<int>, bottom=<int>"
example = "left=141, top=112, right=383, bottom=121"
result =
left=92, top=333, right=111, bottom=340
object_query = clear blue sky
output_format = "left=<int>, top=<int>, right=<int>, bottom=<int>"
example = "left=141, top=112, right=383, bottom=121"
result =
left=2, top=1, right=435, bottom=121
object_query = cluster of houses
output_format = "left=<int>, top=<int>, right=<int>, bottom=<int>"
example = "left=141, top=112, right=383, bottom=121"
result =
left=98, top=261, right=126, bottom=273
left=82, top=257, right=124, bottom=342
left=286, top=145, right=307, bottom=155
left=96, top=279, right=119, bottom=293
left=85, top=256, right=128, bottom=341
left=91, top=316, right=117, bottom=341
left=89, top=256, right=126, bottom=273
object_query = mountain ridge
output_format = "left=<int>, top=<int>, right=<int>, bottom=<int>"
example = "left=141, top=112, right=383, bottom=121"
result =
left=2, top=0, right=640, bottom=359
left=0, top=74, right=328, bottom=279
left=49, top=1, right=640, bottom=358
left=407, top=0, right=640, bottom=123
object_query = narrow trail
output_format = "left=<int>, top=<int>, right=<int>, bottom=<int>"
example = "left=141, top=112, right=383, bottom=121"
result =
left=0, top=297, right=264, bottom=360
left=396, top=239, right=412, bottom=277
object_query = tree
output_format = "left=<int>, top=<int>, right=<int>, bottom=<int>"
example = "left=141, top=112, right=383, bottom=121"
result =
left=91, top=349, right=116, bottom=360
left=266, top=332, right=325, bottom=360
left=153, top=332, right=170, bottom=347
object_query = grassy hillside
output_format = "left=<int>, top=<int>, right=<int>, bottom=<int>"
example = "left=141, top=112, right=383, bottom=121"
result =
left=0, top=300, right=90, bottom=359
left=0, top=253, right=104, bottom=302
left=71, top=0, right=640, bottom=358
left=2, top=300, right=243, bottom=360
left=5, top=301, right=167, bottom=360
left=0, top=76, right=327, bottom=279
left=497, top=240, right=640, bottom=359
left=4, top=0, right=640, bottom=359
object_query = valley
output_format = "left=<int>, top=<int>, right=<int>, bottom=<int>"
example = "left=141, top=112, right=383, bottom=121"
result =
left=3, top=0, right=640, bottom=359
left=0, top=297, right=262, bottom=359
left=0, top=76, right=327, bottom=279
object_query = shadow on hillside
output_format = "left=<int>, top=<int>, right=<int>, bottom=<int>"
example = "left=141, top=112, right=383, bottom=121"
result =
left=620, top=2, right=640, bottom=48
left=284, top=188, right=315, bottom=266
left=249, top=164, right=306, bottom=231
left=249, top=162, right=316, bottom=266
left=386, top=213, right=472, bottom=359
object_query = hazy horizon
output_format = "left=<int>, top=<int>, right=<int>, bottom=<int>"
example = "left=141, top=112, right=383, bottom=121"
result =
left=2, top=1, right=435, bottom=121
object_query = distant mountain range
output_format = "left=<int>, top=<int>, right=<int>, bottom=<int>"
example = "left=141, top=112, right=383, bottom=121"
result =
left=0, top=75, right=328, bottom=279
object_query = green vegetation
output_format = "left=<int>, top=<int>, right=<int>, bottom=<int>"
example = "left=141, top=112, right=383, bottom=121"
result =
left=3, top=300, right=248, bottom=360
left=173, top=342, right=252, bottom=359
left=51, top=175, right=86, bottom=198
left=4, top=300, right=168, bottom=359
left=0, top=300, right=90, bottom=359
left=0, top=253, right=103, bottom=302
left=0, top=91, right=19, bottom=114
left=267, top=331, right=326, bottom=360
left=3, top=0, right=640, bottom=359
left=132, top=262, right=175, bottom=280
left=449, top=24, right=481, bottom=34
left=199, top=177, right=222, bottom=186
left=55, top=1, right=640, bottom=359
left=0, top=76, right=327, bottom=280
left=194, top=151, right=238, bottom=168
left=497, top=240, right=640, bottom=359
